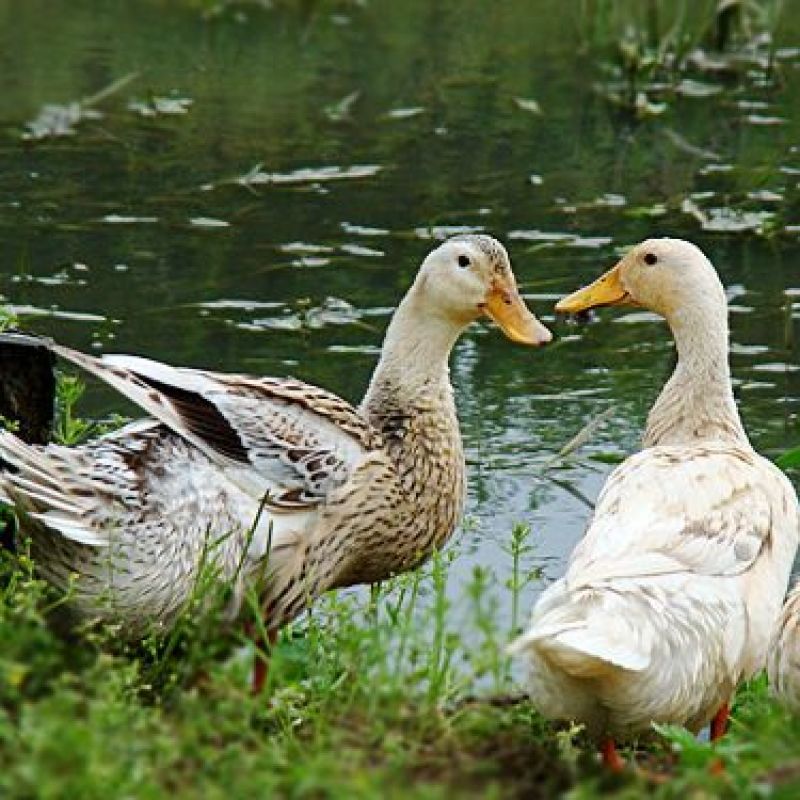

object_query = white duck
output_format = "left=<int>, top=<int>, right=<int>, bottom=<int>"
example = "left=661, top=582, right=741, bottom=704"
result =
left=0, top=235, right=551, bottom=691
left=511, top=238, right=799, bottom=769
left=768, top=581, right=800, bottom=711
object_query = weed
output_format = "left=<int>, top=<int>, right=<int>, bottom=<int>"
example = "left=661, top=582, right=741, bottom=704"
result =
left=580, top=0, right=787, bottom=117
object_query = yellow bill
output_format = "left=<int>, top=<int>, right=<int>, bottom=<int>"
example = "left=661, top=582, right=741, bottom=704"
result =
left=484, top=282, right=552, bottom=346
left=555, top=264, right=632, bottom=313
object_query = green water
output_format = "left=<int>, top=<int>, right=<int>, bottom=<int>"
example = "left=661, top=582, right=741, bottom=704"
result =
left=1, top=0, right=798, bottom=616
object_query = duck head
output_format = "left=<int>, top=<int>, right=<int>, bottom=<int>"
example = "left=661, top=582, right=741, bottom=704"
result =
left=414, top=234, right=552, bottom=346
left=555, top=238, right=726, bottom=321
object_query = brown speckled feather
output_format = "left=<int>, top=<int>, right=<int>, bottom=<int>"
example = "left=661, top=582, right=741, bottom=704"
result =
left=0, top=235, right=518, bottom=639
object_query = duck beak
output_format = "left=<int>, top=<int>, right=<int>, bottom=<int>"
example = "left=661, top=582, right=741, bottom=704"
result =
left=555, top=263, right=632, bottom=313
left=484, top=280, right=552, bottom=346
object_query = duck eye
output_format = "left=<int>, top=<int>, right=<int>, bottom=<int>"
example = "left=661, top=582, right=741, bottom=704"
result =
left=457, top=255, right=471, bottom=268
left=644, top=253, right=658, bottom=266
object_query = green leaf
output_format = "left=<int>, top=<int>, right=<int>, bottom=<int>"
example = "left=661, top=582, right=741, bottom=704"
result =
left=776, top=447, right=800, bottom=470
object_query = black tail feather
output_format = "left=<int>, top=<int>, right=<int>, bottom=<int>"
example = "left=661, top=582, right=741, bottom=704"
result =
left=0, top=330, right=55, bottom=445
left=0, top=330, right=56, bottom=551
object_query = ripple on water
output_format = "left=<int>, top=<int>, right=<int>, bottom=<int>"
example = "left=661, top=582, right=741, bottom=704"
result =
left=279, top=242, right=334, bottom=255
left=189, top=216, right=230, bottom=229
left=11, top=271, right=85, bottom=287
left=233, top=297, right=369, bottom=333
left=507, top=230, right=612, bottom=249
left=101, top=214, right=159, bottom=224
left=339, top=243, right=384, bottom=258
left=385, top=106, right=425, bottom=120
left=752, top=362, right=800, bottom=374
left=194, top=300, right=285, bottom=312
left=233, top=163, right=383, bottom=190
left=340, top=222, right=389, bottom=237
left=730, top=343, right=771, bottom=356
left=414, top=225, right=484, bottom=240
left=9, top=304, right=107, bottom=323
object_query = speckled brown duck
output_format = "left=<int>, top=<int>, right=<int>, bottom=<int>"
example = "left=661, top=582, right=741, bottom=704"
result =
left=0, top=235, right=551, bottom=689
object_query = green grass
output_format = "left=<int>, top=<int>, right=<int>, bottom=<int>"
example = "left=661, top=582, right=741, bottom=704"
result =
left=1, top=371, right=799, bottom=798
left=0, top=540, right=571, bottom=800
left=3, top=526, right=800, bottom=799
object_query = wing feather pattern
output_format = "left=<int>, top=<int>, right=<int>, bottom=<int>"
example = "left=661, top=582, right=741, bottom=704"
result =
left=53, top=346, right=379, bottom=510
left=566, top=443, right=780, bottom=588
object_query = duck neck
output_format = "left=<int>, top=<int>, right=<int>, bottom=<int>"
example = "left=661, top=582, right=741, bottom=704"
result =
left=643, top=303, right=749, bottom=448
left=360, top=286, right=466, bottom=545
left=362, top=288, right=463, bottom=410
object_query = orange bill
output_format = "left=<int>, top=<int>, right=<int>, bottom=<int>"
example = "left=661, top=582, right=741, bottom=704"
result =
left=484, top=282, right=552, bottom=346
left=555, top=264, right=631, bottom=313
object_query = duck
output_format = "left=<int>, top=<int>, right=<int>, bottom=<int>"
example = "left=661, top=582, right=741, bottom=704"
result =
left=0, top=234, right=552, bottom=691
left=768, top=582, right=800, bottom=711
left=510, top=238, right=799, bottom=770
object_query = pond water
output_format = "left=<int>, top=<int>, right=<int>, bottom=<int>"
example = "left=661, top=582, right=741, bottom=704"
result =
left=1, top=0, right=798, bottom=634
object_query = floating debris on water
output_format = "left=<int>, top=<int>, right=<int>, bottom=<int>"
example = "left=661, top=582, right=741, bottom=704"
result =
left=731, top=343, right=771, bottom=356
left=101, top=214, right=159, bottom=224
left=508, top=230, right=612, bottom=249
left=194, top=299, right=285, bottom=312
left=739, top=381, right=777, bottom=391
left=129, top=95, right=193, bottom=117
left=747, top=189, right=783, bottom=203
left=738, top=99, right=770, bottom=111
left=414, top=225, right=484, bottom=240
left=512, top=97, right=542, bottom=115
left=698, top=163, right=734, bottom=175
left=744, top=114, right=786, bottom=126
left=290, top=257, right=331, bottom=269
left=340, top=243, right=384, bottom=258
left=327, top=344, right=382, bottom=355
left=236, top=297, right=366, bottom=332
left=189, top=216, right=230, bottom=229
left=280, top=242, right=334, bottom=255
left=305, top=297, right=361, bottom=329
left=228, top=163, right=383, bottom=191
left=726, top=284, right=748, bottom=302
left=242, top=315, right=303, bottom=332
left=613, top=311, right=662, bottom=325
left=23, top=103, right=102, bottom=140
left=752, top=362, right=800, bottom=374
left=675, top=79, right=723, bottom=98
left=385, top=106, right=425, bottom=120
left=22, top=72, right=138, bottom=141
left=11, top=271, right=83, bottom=287
left=9, top=304, right=107, bottom=323
left=591, top=193, right=626, bottom=209
left=324, top=90, right=361, bottom=122
left=340, top=222, right=389, bottom=237
left=681, top=199, right=774, bottom=234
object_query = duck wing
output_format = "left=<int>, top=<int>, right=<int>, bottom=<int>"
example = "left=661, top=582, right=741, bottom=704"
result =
left=566, top=442, right=794, bottom=587
left=52, top=345, right=381, bottom=511
left=514, top=442, right=798, bottom=678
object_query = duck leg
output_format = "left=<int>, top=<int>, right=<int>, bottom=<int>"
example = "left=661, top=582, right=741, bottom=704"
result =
left=251, top=627, right=278, bottom=695
left=710, top=702, right=730, bottom=741
left=600, top=738, right=626, bottom=773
